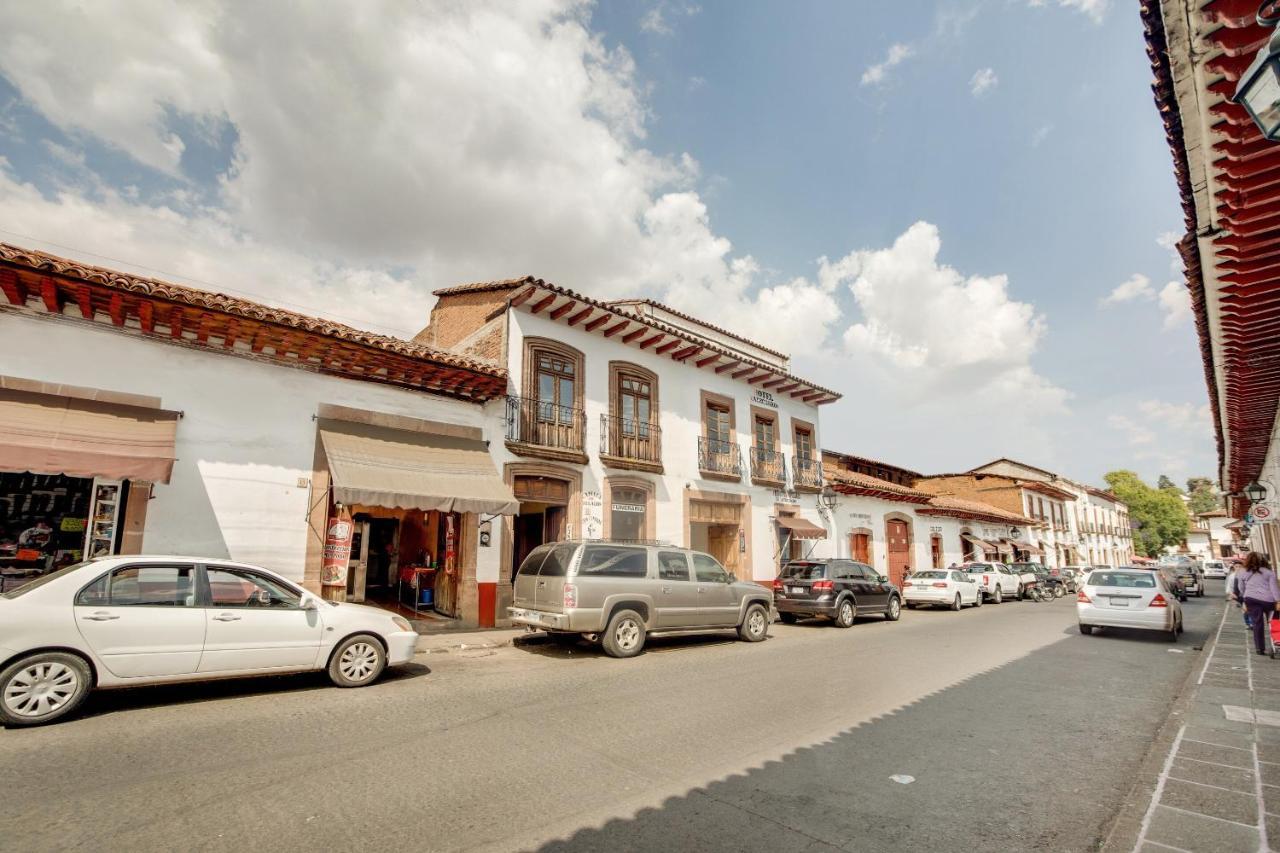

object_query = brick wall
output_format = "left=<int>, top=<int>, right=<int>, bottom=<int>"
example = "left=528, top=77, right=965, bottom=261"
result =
left=414, top=290, right=511, bottom=352
left=914, top=475, right=1023, bottom=516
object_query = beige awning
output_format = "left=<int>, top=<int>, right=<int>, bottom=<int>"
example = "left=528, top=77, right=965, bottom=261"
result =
left=320, top=419, right=518, bottom=515
left=0, top=388, right=178, bottom=483
left=1012, top=540, right=1045, bottom=555
left=993, top=540, right=1014, bottom=555
left=961, top=532, right=995, bottom=552
left=777, top=515, right=827, bottom=540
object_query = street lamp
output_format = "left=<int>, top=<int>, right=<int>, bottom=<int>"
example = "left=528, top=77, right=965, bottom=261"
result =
left=1245, top=480, right=1268, bottom=503
left=819, top=484, right=839, bottom=510
left=1234, top=3, right=1280, bottom=140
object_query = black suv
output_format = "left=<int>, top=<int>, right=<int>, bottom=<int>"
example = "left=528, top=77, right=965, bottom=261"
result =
left=773, top=559, right=903, bottom=627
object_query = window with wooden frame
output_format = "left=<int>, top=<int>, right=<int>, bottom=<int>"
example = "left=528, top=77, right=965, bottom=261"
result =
left=511, top=338, right=586, bottom=456
left=791, top=419, right=820, bottom=490
left=698, top=391, right=740, bottom=478
left=750, top=407, right=782, bottom=484
left=604, top=363, right=660, bottom=468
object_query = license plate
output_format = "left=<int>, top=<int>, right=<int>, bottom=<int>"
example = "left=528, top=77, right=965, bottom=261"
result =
left=789, top=587, right=805, bottom=595
left=1110, top=598, right=1129, bottom=607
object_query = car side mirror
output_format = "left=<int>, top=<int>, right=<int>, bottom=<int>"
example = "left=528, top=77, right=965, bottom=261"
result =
left=878, top=575, right=888, bottom=584
left=301, top=596, right=319, bottom=611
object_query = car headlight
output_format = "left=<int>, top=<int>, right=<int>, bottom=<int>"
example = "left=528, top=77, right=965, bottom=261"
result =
left=391, top=616, right=413, bottom=632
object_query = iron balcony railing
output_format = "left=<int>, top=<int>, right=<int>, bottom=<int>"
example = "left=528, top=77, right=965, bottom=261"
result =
left=505, top=395, right=586, bottom=453
left=793, top=455, right=822, bottom=490
left=751, top=446, right=787, bottom=484
left=599, top=414, right=662, bottom=465
left=698, top=436, right=742, bottom=478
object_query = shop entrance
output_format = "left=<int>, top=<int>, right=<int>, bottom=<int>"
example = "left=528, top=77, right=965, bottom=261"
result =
left=886, top=518, right=911, bottom=588
left=511, top=476, right=569, bottom=582
left=344, top=508, right=464, bottom=620
left=1, top=472, right=127, bottom=589
left=689, top=497, right=743, bottom=579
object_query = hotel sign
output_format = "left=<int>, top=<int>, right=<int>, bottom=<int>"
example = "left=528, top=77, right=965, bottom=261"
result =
left=751, top=389, right=778, bottom=409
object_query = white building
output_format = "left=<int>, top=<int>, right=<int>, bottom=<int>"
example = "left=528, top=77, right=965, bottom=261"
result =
left=419, top=278, right=840, bottom=621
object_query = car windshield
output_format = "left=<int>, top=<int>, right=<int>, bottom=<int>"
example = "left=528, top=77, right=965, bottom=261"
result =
left=0, top=561, right=92, bottom=599
left=912, top=570, right=946, bottom=579
left=781, top=562, right=827, bottom=579
left=1089, top=571, right=1155, bottom=588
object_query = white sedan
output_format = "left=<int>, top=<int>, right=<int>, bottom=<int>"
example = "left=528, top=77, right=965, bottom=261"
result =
left=1077, top=568, right=1183, bottom=641
left=1203, top=561, right=1227, bottom=579
left=0, top=555, right=420, bottom=727
left=903, top=569, right=983, bottom=610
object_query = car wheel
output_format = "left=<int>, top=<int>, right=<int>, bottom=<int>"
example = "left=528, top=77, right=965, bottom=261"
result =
left=1168, top=624, right=1179, bottom=643
left=1079, top=624, right=1093, bottom=635
left=329, top=634, right=387, bottom=688
left=602, top=609, right=647, bottom=658
left=950, top=593, right=962, bottom=612
left=739, top=603, right=770, bottom=642
left=833, top=598, right=856, bottom=629
left=0, top=652, right=92, bottom=727
left=974, top=591, right=983, bottom=608
left=1015, top=585, right=1024, bottom=601
left=778, top=612, right=798, bottom=624
left=993, top=586, right=1003, bottom=604
left=885, top=596, right=902, bottom=621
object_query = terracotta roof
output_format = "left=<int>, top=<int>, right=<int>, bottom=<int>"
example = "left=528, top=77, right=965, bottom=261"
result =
left=1084, top=487, right=1120, bottom=502
left=821, top=448, right=925, bottom=481
left=827, top=471, right=931, bottom=503
left=1197, top=509, right=1229, bottom=519
left=606, top=298, right=790, bottom=360
left=917, top=496, right=1035, bottom=526
left=0, top=243, right=508, bottom=402
left=968, top=457, right=1059, bottom=479
left=1020, top=480, right=1077, bottom=502
left=431, top=278, right=532, bottom=297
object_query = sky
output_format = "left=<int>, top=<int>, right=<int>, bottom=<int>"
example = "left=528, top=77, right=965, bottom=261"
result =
left=0, top=0, right=1213, bottom=488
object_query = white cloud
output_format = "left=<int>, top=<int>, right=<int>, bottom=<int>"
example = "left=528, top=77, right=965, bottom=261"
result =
left=640, top=2, right=699, bottom=36
left=1158, top=280, right=1192, bottom=330
left=1102, top=273, right=1154, bottom=306
left=969, top=67, right=998, bottom=97
left=1026, top=0, right=1109, bottom=24
left=1108, top=400, right=1211, bottom=476
left=1031, top=124, right=1052, bottom=147
left=861, top=43, right=913, bottom=87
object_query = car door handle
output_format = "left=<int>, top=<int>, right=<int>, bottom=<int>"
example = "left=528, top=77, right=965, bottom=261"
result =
left=661, top=586, right=672, bottom=594
left=82, top=612, right=119, bottom=621
left=213, top=613, right=243, bottom=622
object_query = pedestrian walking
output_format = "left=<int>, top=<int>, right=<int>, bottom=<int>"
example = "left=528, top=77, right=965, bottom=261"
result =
left=1235, top=551, right=1280, bottom=655
left=1227, top=562, right=1252, bottom=628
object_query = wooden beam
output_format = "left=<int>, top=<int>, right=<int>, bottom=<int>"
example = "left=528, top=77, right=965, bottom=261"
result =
left=566, top=306, right=594, bottom=327
left=138, top=301, right=154, bottom=334
left=798, top=391, right=825, bottom=402
left=39, top=277, right=61, bottom=314
left=695, top=354, right=720, bottom=368
left=507, top=285, right=537, bottom=309
left=715, top=361, right=741, bottom=374
left=671, top=345, right=701, bottom=361
left=222, top=320, right=239, bottom=349
left=196, top=313, right=213, bottom=344
left=654, top=339, right=681, bottom=355
left=622, top=327, right=647, bottom=344
left=730, top=366, right=755, bottom=379
left=584, top=314, right=610, bottom=332
left=760, top=377, right=787, bottom=389
left=637, top=333, right=665, bottom=349
left=108, top=294, right=125, bottom=327
left=250, top=327, right=268, bottom=353
left=549, top=300, right=576, bottom=321
left=603, top=320, right=630, bottom=338
left=75, top=285, right=93, bottom=320
left=528, top=293, right=557, bottom=314
left=775, top=382, right=800, bottom=393
left=169, top=307, right=185, bottom=339
left=748, top=372, right=772, bottom=384
left=0, top=269, right=26, bottom=306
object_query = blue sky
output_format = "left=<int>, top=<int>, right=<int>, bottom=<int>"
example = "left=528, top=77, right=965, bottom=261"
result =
left=0, top=0, right=1211, bottom=487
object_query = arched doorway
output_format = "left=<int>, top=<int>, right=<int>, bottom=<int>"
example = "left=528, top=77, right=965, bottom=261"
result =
left=885, top=516, right=912, bottom=587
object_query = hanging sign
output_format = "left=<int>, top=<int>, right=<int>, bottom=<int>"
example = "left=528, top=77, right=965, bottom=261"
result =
left=1254, top=503, right=1273, bottom=521
left=321, top=509, right=354, bottom=587
left=612, top=502, right=645, bottom=513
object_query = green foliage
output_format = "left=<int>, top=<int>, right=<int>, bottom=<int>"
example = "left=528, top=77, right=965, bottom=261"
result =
left=1157, top=475, right=1180, bottom=493
left=1186, top=476, right=1220, bottom=515
left=1105, top=470, right=1191, bottom=557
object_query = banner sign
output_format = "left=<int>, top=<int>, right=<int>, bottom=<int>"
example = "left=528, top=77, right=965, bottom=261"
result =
left=321, top=509, right=354, bottom=587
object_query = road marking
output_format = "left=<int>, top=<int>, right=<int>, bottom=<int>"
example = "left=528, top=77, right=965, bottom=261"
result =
left=1198, top=602, right=1231, bottom=686
left=1141, top=841, right=1192, bottom=853
left=1181, top=737, right=1252, bottom=753
left=1175, top=755, right=1255, bottom=772
left=1222, top=704, right=1280, bottom=727
left=1133, top=725, right=1185, bottom=852
left=1242, top=609, right=1271, bottom=853
left=1166, top=776, right=1256, bottom=795
left=1156, top=803, right=1259, bottom=830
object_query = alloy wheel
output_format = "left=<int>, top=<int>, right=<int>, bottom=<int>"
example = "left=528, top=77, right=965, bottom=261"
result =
left=616, top=618, right=641, bottom=651
left=339, top=642, right=380, bottom=683
left=4, top=661, right=79, bottom=720
left=748, top=608, right=767, bottom=637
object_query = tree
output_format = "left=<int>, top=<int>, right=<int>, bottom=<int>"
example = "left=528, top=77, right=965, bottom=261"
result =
left=1157, top=475, right=1180, bottom=493
left=1185, top=476, right=1220, bottom=515
left=1105, top=470, right=1191, bottom=557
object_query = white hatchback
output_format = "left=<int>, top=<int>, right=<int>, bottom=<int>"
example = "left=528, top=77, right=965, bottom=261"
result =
left=903, top=569, right=983, bottom=611
left=0, top=556, right=420, bottom=727
left=1077, top=568, right=1183, bottom=641
left=1203, top=561, right=1227, bottom=579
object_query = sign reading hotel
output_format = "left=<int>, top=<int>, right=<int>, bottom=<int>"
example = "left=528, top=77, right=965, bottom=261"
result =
left=751, top=389, right=778, bottom=409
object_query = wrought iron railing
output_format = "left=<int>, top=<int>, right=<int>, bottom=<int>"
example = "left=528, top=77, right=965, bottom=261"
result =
left=599, top=414, right=662, bottom=465
left=793, top=455, right=822, bottom=490
left=698, top=436, right=742, bottom=478
left=751, top=446, right=787, bottom=484
left=505, top=395, right=585, bottom=453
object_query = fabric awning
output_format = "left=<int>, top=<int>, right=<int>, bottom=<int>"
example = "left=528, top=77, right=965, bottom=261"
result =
left=993, top=540, right=1013, bottom=555
left=1011, top=540, right=1044, bottom=555
left=319, top=419, right=518, bottom=515
left=961, top=532, right=995, bottom=552
left=776, top=515, right=827, bottom=540
left=0, top=388, right=178, bottom=483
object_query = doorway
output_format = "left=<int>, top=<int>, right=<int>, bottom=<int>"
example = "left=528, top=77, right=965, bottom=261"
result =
left=511, top=475, right=570, bottom=582
left=850, top=531, right=871, bottom=563
left=688, top=494, right=746, bottom=580
left=886, top=518, right=911, bottom=587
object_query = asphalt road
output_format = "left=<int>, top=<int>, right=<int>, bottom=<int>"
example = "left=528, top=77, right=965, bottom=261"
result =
left=0, top=586, right=1226, bottom=853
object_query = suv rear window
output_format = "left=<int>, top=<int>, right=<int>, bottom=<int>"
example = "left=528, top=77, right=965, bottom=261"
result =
left=780, top=562, right=827, bottom=580
left=516, top=547, right=552, bottom=576
left=1088, top=571, right=1155, bottom=588
left=577, top=545, right=648, bottom=578
left=538, top=543, right=578, bottom=577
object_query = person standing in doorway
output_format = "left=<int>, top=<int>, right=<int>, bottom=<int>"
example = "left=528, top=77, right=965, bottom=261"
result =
left=1237, top=552, right=1280, bottom=655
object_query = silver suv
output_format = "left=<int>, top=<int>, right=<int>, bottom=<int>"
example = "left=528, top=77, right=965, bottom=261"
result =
left=508, top=541, right=774, bottom=658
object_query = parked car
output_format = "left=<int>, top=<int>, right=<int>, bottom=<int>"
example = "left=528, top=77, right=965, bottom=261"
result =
left=1203, top=560, right=1227, bottom=580
left=956, top=562, right=1021, bottom=602
left=1051, top=566, right=1081, bottom=593
left=509, top=541, right=773, bottom=657
left=0, top=555, right=420, bottom=727
left=1010, top=562, right=1059, bottom=597
left=1077, top=568, right=1183, bottom=641
left=1006, top=562, right=1038, bottom=596
left=903, top=569, right=983, bottom=610
left=1174, top=563, right=1204, bottom=598
left=1155, top=565, right=1189, bottom=602
left=773, top=558, right=902, bottom=626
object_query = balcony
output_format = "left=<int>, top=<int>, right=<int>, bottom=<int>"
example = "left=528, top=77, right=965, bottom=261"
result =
left=698, top=436, right=742, bottom=481
left=599, top=414, right=663, bottom=474
left=504, top=395, right=588, bottom=464
left=792, top=455, right=822, bottom=492
left=750, top=446, right=787, bottom=487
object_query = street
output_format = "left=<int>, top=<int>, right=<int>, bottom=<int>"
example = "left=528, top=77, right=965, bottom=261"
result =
left=0, top=589, right=1224, bottom=853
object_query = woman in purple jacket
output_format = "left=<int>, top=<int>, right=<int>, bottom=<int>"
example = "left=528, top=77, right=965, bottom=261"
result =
left=1236, top=552, right=1280, bottom=654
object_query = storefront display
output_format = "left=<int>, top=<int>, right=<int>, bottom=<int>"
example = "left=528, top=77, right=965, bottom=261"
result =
left=0, top=472, right=127, bottom=582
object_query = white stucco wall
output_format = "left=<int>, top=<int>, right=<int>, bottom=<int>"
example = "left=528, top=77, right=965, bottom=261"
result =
left=825, top=495, right=970, bottom=575
left=2, top=311, right=503, bottom=584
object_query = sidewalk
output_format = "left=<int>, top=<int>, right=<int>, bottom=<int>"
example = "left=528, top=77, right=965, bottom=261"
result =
left=414, top=626, right=531, bottom=654
left=1105, top=603, right=1280, bottom=853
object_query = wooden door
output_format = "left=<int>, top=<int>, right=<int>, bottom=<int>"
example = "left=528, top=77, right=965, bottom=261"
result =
left=931, top=535, right=942, bottom=569
left=708, top=525, right=740, bottom=578
left=886, top=520, right=911, bottom=588
left=850, top=532, right=871, bottom=564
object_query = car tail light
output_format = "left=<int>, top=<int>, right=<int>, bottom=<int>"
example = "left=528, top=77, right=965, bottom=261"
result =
left=903, top=580, right=913, bottom=587
left=772, top=578, right=784, bottom=592
left=812, top=579, right=834, bottom=593
left=983, top=575, right=989, bottom=585
left=1149, top=593, right=1168, bottom=608
left=932, top=582, right=948, bottom=589
left=563, top=583, right=577, bottom=608
left=1077, top=589, right=1091, bottom=603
